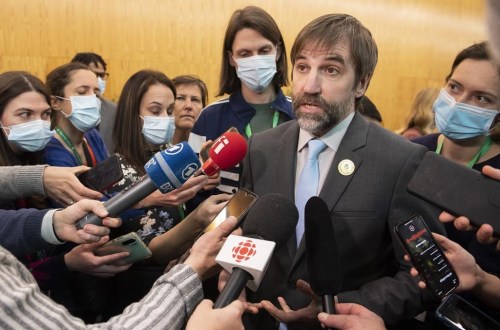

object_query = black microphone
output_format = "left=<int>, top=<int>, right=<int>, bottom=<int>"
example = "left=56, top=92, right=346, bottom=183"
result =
left=213, top=193, right=298, bottom=308
left=75, top=142, right=200, bottom=230
left=305, top=196, right=342, bottom=319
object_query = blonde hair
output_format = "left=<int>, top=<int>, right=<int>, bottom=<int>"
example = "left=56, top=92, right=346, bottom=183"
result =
left=399, top=88, right=439, bottom=135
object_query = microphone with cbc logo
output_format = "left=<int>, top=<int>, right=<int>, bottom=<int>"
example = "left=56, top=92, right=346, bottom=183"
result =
left=213, top=193, right=298, bottom=308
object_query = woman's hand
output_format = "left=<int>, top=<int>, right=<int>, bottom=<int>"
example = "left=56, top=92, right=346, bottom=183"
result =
left=140, top=175, right=208, bottom=208
left=43, top=166, right=103, bottom=206
left=64, top=237, right=132, bottom=277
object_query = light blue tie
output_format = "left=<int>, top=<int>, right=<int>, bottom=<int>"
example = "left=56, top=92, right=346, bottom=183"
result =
left=295, top=139, right=327, bottom=246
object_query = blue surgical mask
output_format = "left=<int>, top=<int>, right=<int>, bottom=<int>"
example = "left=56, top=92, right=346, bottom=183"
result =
left=58, top=94, right=102, bottom=132
left=234, top=54, right=277, bottom=93
left=141, top=115, right=175, bottom=145
left=97, top=77, right=106, bottom=96
left=434, top=89, right=499, bottom=140
left=1, top=120, right=54, bottom=152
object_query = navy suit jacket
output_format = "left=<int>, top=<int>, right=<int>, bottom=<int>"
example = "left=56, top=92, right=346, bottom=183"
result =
left=240, top=112, right=444, bottom=329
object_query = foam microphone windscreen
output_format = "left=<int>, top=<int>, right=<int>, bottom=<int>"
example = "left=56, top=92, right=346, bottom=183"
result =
left=145, top=142, right=201, bottom=193
left=242, top=193, right=298, bottom=250
left=208, top=131, right=247, bottom=170
left=305, top=196, right=342, bottom=296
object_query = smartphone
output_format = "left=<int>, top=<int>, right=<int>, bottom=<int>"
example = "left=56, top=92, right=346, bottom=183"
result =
left=199, top=141, right=213, bottom=163
left=407, top=152, right=500, bottom=237
left=395, top=214, right=459, bottom=300
left=436, top=294, right=500, bottom=330
left=94, top=232, right=152, bottom=265
left=78, top=154, right=123, bottom=192
left=202, top=188, right=258, bottom=234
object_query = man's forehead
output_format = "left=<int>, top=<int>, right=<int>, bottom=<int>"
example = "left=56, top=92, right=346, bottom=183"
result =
left=298, top=40, right=351, bottom=59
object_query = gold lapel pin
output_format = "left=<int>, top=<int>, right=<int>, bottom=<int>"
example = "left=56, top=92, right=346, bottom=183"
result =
left=338, top=159, right=355, bottom=176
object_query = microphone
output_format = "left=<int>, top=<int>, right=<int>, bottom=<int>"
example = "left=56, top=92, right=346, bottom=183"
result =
left=305, top=196, right=342, bottom=320
left=214, top=193, right=298, bottom=308
left=196, top=131, right=247, bottom=176
left=75, top=142, right=200, bottom=230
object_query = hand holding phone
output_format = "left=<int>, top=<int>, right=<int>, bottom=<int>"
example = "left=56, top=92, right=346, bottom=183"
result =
left=395, top=214, right=459, bottom=300
left=407, top=152, right=500, bottom=237
left=78, top=154, right=123, bottom=192
left=94, top=232, right=152, bottom=265
left=436, top=294, right=500, bottom=330
left=201, top=188, right=258, bottom=234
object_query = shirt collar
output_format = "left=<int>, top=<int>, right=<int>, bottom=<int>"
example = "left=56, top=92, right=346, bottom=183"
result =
left=298, top=111, right=355, bottom=152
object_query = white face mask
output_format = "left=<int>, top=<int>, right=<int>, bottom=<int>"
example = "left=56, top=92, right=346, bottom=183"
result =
left=234, top=54, right=277, bottom=93
left=58, top=94, right=102, bottom=132
left=1, top=120, right=54, bottom=152
left=141, top=115, right=175, bottom=145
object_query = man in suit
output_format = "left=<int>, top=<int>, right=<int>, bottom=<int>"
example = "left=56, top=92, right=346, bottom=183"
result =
left=71, top=52, right=117, bottom=153
left=240, top=14, right=444, bottom=329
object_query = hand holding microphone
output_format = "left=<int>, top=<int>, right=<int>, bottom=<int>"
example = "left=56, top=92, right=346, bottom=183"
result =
left=76, top=137, right=247, bottom=230
left=214, top=193, right=298, bottom=308
left=196, top=131, right=247, bottom=176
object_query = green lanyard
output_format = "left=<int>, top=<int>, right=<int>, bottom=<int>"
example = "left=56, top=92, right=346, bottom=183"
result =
left=55, top=127, right=84, bottom=165
left=435, top=134, right=492, bottom=168
left=245, top=110, right=280, bottom=138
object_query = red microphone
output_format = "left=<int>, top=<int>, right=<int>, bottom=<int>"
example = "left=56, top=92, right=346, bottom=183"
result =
left=198, top=131, right=247, bottom=176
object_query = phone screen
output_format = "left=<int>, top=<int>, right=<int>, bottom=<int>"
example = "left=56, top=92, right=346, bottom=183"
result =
left=202, top=188, right=258, bottom=234
left=395, top=214, right=459, bottom=300
left=436, top=294, right=500, bottom=330
left=78, top=154, right=123, bottom=192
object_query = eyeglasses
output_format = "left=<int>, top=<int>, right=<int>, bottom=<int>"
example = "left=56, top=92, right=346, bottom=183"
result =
left=93, top=71, right=110, bottom=80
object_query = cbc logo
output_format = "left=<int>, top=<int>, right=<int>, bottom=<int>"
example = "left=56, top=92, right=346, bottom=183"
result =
left=164, top=143, right=184, bottom=156
left=409, top=225, right=415, bottom=232
left=232, top=239, right=257, bottom=263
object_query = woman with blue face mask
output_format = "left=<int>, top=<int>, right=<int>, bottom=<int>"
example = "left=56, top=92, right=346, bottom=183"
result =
left=45, top=62, right=108, bottom=169
left=102, top=70, right=226, bottom=319
left=412, top=41, right=500, bottom=321
left=0, top=71, right=54, bottom=166
left=190, top=6, right=295, bottom=194
left=413, top=42, right=500, bottom=172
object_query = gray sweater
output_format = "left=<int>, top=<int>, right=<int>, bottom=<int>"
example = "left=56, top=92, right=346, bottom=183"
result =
left=0, top=165, right=47, bottom=202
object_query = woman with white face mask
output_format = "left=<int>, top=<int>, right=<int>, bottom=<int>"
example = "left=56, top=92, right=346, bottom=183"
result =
left=45, top=62, right=108, bottom=169
left=412, top=41, right=500, bottom=321
left=190, top=6, right=295, bottom=194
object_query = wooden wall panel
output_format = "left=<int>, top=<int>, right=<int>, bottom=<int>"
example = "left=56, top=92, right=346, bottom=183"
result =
left=0, top=0, right=486, bottom=130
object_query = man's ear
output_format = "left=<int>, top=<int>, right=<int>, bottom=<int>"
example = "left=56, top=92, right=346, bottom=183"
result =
left=354, top=75, right=371, bottom=98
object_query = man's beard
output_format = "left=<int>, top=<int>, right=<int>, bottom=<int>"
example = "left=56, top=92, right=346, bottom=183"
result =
left=292, top=93, right=353, bottom=135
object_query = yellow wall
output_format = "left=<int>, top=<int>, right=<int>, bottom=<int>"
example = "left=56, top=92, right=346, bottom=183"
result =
left=0, top=0, right=486, bottom=130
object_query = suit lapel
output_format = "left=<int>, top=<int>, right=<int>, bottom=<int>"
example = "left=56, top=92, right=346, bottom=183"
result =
left=274, top=122, right=300, bottom=273
left=289, top=113, right=369, bottom=276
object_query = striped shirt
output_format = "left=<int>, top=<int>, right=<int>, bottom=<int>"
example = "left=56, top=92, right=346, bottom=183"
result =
left=0, top=246, right=203, bottom=330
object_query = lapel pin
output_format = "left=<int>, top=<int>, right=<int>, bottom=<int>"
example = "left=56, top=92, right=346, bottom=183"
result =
left=338, top=159, right=355, bottom=176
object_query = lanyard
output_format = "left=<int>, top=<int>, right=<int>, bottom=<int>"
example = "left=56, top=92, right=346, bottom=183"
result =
left=245, top=110, right=280, bottom=138
left=435, top=134, right=492, bottom=168
left=55, top=127, right=96, bottom=166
